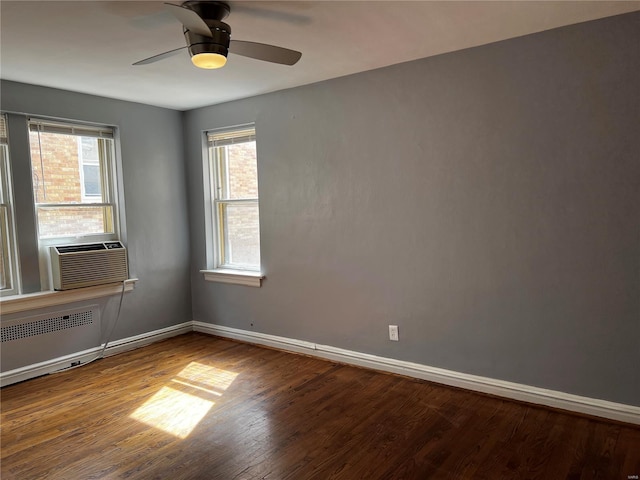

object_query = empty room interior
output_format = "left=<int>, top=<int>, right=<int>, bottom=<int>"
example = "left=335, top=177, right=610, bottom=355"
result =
left=1, top=1, right=639, bottom=478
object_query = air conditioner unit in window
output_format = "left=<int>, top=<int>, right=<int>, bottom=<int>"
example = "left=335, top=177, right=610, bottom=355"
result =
left=50, top=242, right=129, bottom=291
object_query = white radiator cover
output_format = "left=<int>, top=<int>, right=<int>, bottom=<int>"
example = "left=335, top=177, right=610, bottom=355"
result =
left=1, top=308, right=94, bottom=342
left=50, top=242, right=128, bottom=290
left=0, top=305, right=102, bottom=374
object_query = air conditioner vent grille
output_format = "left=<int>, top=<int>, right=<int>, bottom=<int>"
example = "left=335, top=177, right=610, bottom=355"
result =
left=51, top=242, right=128, bottom=290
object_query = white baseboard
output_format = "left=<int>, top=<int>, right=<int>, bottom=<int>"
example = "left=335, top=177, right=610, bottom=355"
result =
left=193, top=321, right=640, bottom=425
left=5, top=320, right=638, bottom=425
left=0, top=346, right=103, bottom=387
left=0, top=322, right=192, bottom=387
left=102, top=322, right=193, bottom=357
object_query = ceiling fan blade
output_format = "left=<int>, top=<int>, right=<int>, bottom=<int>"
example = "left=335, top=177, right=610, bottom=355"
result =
left=229, top=40, right=301, bottom=66
left=133, top=46, right=187, bottom=66
left=164, top=2, right=212, bottom=37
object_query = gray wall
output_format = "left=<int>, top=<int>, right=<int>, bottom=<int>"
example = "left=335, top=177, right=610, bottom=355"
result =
left=1, top=81, right=192, bottom=369
left=184, top=12, right=640, bottom=406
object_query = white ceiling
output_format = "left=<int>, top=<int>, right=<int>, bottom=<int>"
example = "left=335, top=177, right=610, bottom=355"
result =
left=1, top=1, right=639, bottom=111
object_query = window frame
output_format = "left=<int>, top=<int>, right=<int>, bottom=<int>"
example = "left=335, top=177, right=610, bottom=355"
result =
left=29, top=119, right=120, bottom=246
left=0, top=112, right=128, bottom=295
left=0, top=114, right=21, bottom=296
left=203, top=124, right=264, bottom=285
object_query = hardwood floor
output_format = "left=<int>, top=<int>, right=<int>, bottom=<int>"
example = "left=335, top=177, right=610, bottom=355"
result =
left=1, top=332, right=638, bottom=479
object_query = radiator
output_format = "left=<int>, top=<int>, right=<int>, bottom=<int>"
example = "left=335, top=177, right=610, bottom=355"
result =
left=0, top=305, right=102, bottom=376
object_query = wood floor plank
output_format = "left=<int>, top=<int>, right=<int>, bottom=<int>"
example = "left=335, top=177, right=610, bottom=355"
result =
left=615, top=426, right=640, bottom=479
left=577, top=422, right=622, bottom=480
left=433, top=398, right=513, bottom=478
left=1, top=332, right=639, bottom=479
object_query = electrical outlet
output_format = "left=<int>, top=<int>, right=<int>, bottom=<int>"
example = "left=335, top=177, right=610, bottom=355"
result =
left=389, top=325, right=399, bottom=341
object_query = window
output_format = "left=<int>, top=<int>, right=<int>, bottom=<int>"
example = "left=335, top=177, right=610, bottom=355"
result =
left=207, top=126, right=261, bottom=272
left=0, top=114, right=20, bottom=296
left=0, top=113, right=128, bottom=298
left=29, top=119, right=119, bottom=241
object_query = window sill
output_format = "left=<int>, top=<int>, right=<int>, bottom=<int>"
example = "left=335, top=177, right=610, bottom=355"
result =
left=200, top=269, right=264, bottom=287
left=0, top=279, right=138, bottom=315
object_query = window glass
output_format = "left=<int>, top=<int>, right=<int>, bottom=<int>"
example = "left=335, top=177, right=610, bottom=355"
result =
left=222, top=141, right=259, bottom=200
left=221, top=202, right=260, bottom=267
left=36, top=206, right=114, bottom=238
left=82, top=164, right=101, bottom=196
left=79, top=137, right=102, bottom=199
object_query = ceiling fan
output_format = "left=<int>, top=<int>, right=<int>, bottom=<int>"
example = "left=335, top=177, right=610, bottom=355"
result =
left=133, top=1, right=302, bottom=69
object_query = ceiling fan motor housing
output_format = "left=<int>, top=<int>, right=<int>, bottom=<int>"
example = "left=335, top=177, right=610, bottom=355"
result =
left=182, top=1, right=230, bottom=21
left=184, top=20, right=231, bottom=58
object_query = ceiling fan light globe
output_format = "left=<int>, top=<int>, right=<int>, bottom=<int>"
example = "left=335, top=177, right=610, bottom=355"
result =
left=192, top=52, right=227, bottom=69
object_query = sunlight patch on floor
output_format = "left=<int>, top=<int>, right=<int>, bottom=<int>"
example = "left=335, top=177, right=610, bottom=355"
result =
left=130, top=362, right=238, bottom=438
left=176, top=362, right=238, bottom=391
left=130, top=386, right=213, bottom=438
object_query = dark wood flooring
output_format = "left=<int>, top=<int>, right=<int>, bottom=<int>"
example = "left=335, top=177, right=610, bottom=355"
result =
left=1, top=332, right=639, bottom=479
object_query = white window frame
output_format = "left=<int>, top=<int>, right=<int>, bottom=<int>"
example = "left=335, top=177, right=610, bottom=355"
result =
left=29, top=119, right=120, bottom=243
left=29, top=119, right=122, bottom=290
left=0, top=114, right=20, bottom=296
left=201, top=125, right=264, bottom=287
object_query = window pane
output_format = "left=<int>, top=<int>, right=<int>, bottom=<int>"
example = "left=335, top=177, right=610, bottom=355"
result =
left=36, top=205, right=114, bottom=238
left=219, top=141, right=258, bottom=200
left=30, top=132, right=105, bottom=204
left=221, top=202, right=260, bottom=267
left=80, top=137, right=99, bottom=162
left=83, top=164, right=101, bottom=196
